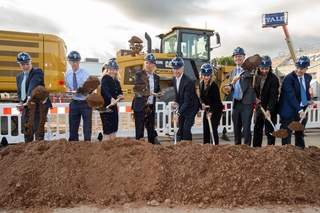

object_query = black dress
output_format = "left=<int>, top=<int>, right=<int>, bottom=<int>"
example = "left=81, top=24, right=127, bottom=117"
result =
left=100, top=75, right=122, bottom=134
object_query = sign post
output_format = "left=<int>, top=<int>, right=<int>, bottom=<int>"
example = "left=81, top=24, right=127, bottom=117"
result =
left=262, top=12, right=296, bottom=62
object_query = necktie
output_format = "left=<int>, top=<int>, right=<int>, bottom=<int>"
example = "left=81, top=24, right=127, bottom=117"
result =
left=73, top=72, right=78, bottom=90
left=21, top=73, right=27, bottom=101
left=176, top=78, right=180, bottom=92
left=300, top=77, right=308, bottom=106
left=233, top=68, right=241, bottom=99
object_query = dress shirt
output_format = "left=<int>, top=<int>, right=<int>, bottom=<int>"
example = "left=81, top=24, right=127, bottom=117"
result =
left=65, top=67, right=90, bottom=100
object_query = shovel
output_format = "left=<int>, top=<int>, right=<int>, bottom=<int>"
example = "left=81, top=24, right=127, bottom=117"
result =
left=288, top=107, right=309, bottom=131
left=172, top=102, right=179, bottom=145
left=133, top=84, right=162, bottom=98
left=205, top=106, right=216, bottom=145
left=259, top=106, right=288, bottom=139
left=96, top=96, right=124, bottom=113
left=68, top=76, right=101, bottom=95
left=226, top=54, right=262, bottom=86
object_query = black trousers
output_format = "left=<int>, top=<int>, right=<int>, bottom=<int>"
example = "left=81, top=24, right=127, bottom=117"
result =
left=280, top=112, right=308, bottom=149
left=203, top=110, right=222, bottom=145
left=253, top=109, right=276, bottom=147
left=134, top=105, right=155, bottom=144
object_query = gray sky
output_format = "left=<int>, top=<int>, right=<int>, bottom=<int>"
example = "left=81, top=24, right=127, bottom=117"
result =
left=1, top=0, right=319, bottom=62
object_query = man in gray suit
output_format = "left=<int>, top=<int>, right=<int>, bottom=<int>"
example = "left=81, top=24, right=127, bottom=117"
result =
left=224, top=47, right=256, bottom=146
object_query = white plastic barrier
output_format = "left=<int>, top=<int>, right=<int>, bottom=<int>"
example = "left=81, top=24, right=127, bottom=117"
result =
left=1, top=101, right=320, bottom=144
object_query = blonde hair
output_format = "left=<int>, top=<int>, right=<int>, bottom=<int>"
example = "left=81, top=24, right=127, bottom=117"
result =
left=100, top=68, right=121, bottom=81
left=199, top=74, right=216, bottom=85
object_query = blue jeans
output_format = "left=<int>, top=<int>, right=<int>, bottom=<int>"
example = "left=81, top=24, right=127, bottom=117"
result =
left=68, top=100, right=92, bottom=141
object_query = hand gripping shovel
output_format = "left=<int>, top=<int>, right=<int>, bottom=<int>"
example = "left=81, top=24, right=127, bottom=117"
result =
left=205, top=106, right=216, bottom=145
left=259, top=106, right=288, bottom=138
left=96, top=96, right=124, bottom=113
left=288, top=107, right=309, bottom=131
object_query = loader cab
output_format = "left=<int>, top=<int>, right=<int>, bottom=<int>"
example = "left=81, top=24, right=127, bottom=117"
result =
left=157, top=26, right=221, bottom=80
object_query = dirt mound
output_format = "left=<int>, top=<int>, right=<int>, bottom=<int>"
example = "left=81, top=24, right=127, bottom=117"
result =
left=0, top=139, right=320, bottom=211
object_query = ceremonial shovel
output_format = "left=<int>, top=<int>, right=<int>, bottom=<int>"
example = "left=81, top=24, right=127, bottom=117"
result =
left=288, top=107, right=309, bottom=132
left=96, top=96, right=124, bottom=113
left=259, top=106, right=288, bottom=138
left=227, top=54, right=262, bottom=85
left=205, top=105, right=215, bottom=145
left=172, top=102, right=179, bottom=145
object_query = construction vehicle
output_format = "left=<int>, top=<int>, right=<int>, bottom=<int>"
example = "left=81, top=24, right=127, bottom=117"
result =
left=115, top=26, right=234, bottom=103
left=0, top=30, right=67, bottom=134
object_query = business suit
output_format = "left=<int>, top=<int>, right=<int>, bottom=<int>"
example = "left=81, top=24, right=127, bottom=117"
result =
left=253, top=72, right=279, bottom=146
left=278, top=71, right=312, bottom=149
left=200, top=80, right=223, bottom=144
left=132, top=70, right=161, bottom=144
left=173, top=73, right=201, bottom=141
left=229, top=67, right=256, bottom=146
left=16, top=67, right=52, bottom=142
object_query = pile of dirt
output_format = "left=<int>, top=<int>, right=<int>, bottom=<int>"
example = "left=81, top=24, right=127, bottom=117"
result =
left=0, top=139, right=320, bottom=211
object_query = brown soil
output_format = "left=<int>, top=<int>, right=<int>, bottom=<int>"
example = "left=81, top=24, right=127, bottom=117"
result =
left=29, top=86, right=49, bottom=103
left=86, top=93, right=104, bottom=108
left=0, top=139, right=320, bottom=212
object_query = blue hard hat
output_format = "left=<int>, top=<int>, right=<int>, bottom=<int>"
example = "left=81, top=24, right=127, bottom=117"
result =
left=295, top=56, right=310, bottom=68
left=67, top=50, right=81, bottom=61
left=200, top=63, right=213, bottom=76
left=260, top=55, right=272, bottom=68
left=17, top=52, right=31, bottom=64
left=106, top=59, right=119, bottom=69
left=232, top=47, right=246, bottom=56
left=144, top=53, right=156, bottom=64
left=170, top=57, right=184, bottom=69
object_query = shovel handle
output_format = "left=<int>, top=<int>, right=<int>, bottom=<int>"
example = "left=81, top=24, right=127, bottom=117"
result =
left=259, top=106, right=277, bottom=131
left=299, top=106, right=309, bottom=123
left=206, top=116, right=216, bottom=145
left=229, top=70, right=245, bottom=85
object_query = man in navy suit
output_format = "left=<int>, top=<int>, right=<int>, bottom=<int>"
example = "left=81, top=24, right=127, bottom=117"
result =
left=132, top=53, right=163, bottom=144
left=171, top=57, right=201, bottom=141
left=278, top=56, right=313, bottom=149
left=16, top=52, right=52, bottom=142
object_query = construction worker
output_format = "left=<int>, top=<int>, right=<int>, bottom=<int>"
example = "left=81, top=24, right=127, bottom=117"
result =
left=16, top=52, right=52, bottom=142
left=65, top=51, right=92, bottom=142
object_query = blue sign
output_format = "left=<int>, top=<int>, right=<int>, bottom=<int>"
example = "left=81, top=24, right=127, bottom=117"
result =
left=262, top=12, right=288, bottom=28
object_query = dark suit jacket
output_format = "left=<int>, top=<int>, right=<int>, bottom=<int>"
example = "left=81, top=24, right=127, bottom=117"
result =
left=254, top=72, right=279, bottom=115
left=200, top=80, right=223, bottom=114
left=278, top=71, right=312, bottom=118
left=101, top=74, right=122, bottom=107
left=173, top=73, right=200, bottom=118
left=230, top=67, right=256, bottom=105
left=16, top=67, right=52, bottom=108
left=132, top=70, right=161, bottom=112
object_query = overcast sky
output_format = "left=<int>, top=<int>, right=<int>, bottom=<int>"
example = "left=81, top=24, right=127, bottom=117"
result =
left=1, top=0, right=319, bottom=63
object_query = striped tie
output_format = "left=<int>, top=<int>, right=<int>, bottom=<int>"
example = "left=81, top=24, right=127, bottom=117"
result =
left=21, top=73, right=27, bottom=101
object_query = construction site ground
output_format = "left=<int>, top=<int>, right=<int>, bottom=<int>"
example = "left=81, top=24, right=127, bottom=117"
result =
left=0, top=128, right=319, bottom=213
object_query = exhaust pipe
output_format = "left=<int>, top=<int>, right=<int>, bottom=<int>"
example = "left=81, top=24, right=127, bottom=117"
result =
left=145, top=32, right=152, bottom=53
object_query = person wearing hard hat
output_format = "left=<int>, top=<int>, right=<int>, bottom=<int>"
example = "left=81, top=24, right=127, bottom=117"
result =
left=16, top=52, right=52, bottom=142
left=278, top=56, right=314, bottom=149
left=253, top=55, right=280, bottom=147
